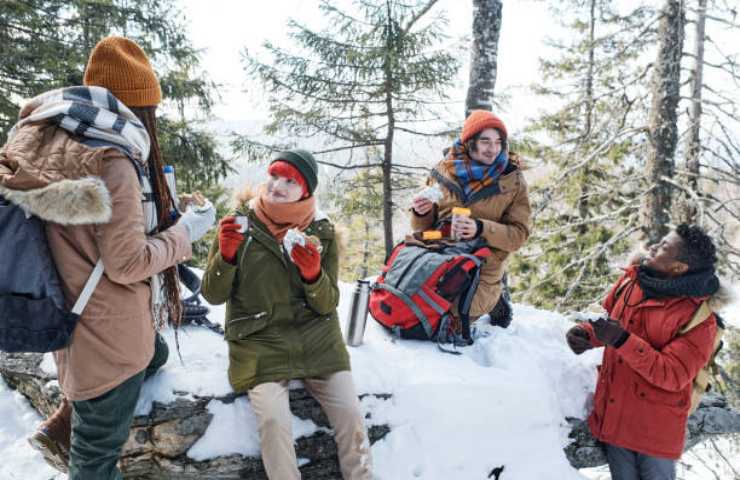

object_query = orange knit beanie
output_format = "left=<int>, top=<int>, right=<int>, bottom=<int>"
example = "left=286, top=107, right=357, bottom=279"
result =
left=83, top=36, right=161, bottom=107
left=461, top=110, right=508, bottom=143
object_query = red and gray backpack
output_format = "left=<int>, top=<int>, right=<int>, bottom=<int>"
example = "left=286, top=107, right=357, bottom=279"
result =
left=369, top=236, right=492, bottom=351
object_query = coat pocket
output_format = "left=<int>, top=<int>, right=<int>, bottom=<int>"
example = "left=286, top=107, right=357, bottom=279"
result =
left=224, top=312, right=269, bottom=341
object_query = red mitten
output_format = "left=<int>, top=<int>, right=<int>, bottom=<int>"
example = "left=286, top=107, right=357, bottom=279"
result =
left=218, top=216, right=244, bottom=264
left=291, top=242, right=321, bottom=283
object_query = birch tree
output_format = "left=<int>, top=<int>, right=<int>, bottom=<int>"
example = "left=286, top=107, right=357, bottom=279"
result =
left=465, top=0, right=503, bottom=116
left=641, top=0, right=685, bottom=244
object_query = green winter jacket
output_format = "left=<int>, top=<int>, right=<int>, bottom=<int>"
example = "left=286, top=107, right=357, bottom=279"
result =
left=201, top=208, right=350, bottom=393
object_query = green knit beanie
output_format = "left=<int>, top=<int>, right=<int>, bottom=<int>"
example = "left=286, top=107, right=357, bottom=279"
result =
left=271, top=149, right=319, bottom=195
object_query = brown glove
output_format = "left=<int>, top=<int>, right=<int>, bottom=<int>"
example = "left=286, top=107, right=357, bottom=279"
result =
left=590, top=318, right=629, bottom=348
left=566, top=325, right=593, bottom=355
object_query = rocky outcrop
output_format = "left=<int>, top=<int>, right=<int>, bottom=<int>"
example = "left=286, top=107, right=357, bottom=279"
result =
left=564, top=393, right=740, bottom=469
left=0, top=352, right=390, bottom=479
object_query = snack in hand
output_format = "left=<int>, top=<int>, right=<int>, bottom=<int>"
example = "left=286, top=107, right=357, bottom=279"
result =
left=417, top=185, right=443, bottom=203
left=422, top=230, right=442, bottom=240
left=283, top=229, right=323, bottom=256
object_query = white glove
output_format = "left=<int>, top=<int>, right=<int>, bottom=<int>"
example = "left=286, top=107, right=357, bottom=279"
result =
left=179, top=200, right=216, bottom=242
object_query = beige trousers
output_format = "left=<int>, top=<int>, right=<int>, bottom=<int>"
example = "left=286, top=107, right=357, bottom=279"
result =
left=248, top=371, right=373, bottom=480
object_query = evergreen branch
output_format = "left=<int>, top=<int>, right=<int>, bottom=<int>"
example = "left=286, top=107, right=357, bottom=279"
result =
left=393, top=125, right=455, bottom=137
left=552, top=127, right=646, bottom=182
left=400, top=0, right=440, bottom=37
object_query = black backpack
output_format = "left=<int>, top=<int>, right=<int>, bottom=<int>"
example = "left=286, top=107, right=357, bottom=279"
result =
left=0, top=196, right=104, bottom=352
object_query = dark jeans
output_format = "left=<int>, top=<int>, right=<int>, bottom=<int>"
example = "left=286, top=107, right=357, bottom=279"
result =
left=69, top=333, right=168, bottom=480
left=605, top=443, right=676, bottom=480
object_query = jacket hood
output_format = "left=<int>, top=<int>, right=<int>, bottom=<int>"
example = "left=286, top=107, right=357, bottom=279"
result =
left=0, top=123, right=113, bottom=225
left=0, top=178, right=111, bottom=225
left=709, top=281, right=735, bottom=311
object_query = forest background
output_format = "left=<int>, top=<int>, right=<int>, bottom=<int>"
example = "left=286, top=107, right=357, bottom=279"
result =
left=1, top=0, right=739, bottom=424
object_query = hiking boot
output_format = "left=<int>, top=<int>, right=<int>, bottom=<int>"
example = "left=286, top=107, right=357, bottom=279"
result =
left=489, top=276, right=513, bottom=328
left=28, top=398, right=71, bottom=473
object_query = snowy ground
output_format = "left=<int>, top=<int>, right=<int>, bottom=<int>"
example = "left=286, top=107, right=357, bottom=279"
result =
left=1, top=281, right=738, bottom=479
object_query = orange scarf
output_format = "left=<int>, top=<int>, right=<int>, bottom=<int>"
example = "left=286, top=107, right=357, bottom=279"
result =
left=253, top=185, right=316, bottom=241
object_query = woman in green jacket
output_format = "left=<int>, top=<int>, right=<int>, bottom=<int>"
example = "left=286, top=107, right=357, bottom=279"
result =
left=201, top=149, right=372, bottom=480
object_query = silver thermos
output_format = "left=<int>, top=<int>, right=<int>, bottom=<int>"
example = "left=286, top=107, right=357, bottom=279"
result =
left=345, top=280, right=371, bottom=346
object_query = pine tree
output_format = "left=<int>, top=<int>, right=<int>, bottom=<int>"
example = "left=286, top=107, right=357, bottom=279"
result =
left=235, top=0, right=460, bottom=256
left=511, top=0, right=656, bottom=310
left=0, top=0, right=232, bottom=265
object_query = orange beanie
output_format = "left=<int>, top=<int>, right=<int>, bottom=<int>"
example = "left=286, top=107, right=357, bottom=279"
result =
left=83, top=36, right=161, bottom=107
left=461, top=110, right=508, bottom=143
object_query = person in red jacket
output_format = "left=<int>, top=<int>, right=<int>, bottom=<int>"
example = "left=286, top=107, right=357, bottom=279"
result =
left=566, top=224, right=721, bottom=480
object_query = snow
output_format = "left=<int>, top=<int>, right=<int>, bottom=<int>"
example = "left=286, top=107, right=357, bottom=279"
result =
left=1, top=278, right=738, bottom=479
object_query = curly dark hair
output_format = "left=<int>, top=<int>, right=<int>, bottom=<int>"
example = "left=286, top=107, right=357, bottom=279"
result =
left=675, top=224, right=717, bottom=271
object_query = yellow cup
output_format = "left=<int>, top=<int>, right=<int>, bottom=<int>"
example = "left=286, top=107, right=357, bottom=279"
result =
left=451, top=207, right=472, bottom=240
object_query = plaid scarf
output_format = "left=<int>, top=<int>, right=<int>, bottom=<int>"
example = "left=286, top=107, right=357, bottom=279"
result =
left=440, top=139, right=508, bottom=202
left=10, top=86, right=168, bottom=330
left=10, top=86, right=150, bottom=162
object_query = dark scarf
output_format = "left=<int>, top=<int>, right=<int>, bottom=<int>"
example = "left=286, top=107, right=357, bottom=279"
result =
left=440, top=139, right=508, bottom=203
left=637, top=265, right=720, bottom=300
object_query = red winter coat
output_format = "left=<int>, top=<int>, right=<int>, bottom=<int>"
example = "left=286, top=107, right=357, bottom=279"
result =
left=581, top=265, right=717, bottom=459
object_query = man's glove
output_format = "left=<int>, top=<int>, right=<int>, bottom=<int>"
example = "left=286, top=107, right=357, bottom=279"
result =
left=590, top=317, right=629, bottom=348
left=291, top=242, right=321, bottom=283
left=218, top=216, right=244, bottom=265
left=566, top=325, right=593, bottom=355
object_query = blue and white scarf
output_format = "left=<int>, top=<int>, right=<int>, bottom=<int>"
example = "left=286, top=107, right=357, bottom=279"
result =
left=441, top=139, right=509, bottom=202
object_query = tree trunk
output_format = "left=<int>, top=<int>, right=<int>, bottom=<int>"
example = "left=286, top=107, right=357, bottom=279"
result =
left=465, top=0, right=503, bottom=117
left=382, top=0, right=396, bottom=257
left=679, top=0, right=706, bottom=224
left=577, top=0, right=597, bottom=232
left=641, top=0, right=685, bottom=244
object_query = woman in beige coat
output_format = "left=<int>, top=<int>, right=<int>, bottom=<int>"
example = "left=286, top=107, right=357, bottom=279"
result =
left=411, top=110, right=531, bottom=328
left=0, top=37, right=215, bottom=478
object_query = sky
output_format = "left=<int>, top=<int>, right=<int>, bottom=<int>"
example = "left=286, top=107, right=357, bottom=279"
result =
left=180, top=0, right=552, bottom=133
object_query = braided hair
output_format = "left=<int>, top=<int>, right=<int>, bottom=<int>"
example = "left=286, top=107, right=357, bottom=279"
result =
left=675, top=224, right=717, bottom=272
left=130, top=106, right=182, bottom=327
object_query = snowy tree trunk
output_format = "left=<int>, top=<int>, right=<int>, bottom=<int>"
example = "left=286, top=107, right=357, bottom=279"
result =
left=641, top=0, right=685, bottom=244
left=382, top=1, right=396, bottom=257
left=577, top=0, right=597, bottom=231
left=679, top=0, right=707, bottom=224
left=465, top=0, right=503, bottom=117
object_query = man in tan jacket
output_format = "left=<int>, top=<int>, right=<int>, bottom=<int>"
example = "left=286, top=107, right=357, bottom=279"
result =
left=411, top=110, right=531, bottom=328
left=0, top=37, right=214, bottom=478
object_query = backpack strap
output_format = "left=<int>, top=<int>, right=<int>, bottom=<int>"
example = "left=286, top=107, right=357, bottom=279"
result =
left=373, top=282, right=435, bottom=339
left=71, top=259, right=105, bottom=315
left=678, top=301, right=713, bottom=335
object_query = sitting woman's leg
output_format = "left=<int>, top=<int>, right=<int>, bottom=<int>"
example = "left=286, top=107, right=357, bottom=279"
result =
left=305, top=371, right=372, bottom=480
left=248, top=380, right=300, bottom=480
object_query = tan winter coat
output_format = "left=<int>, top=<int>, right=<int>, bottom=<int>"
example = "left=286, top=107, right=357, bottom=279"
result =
left=0, top=123, right=191, bottom=401
left=411, top=156, right=531, bottom=317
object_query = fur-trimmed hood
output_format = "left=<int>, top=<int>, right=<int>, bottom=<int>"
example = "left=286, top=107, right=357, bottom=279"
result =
left=0, top=178, right=111, bottom=225
left=0, top=123, right=115, bottom=225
